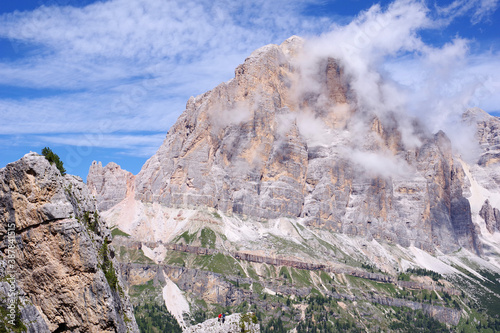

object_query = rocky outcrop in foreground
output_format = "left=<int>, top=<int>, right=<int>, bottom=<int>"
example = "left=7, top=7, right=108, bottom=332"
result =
left=0, top=153, right=139, bottom=332
left=184, top=313, right=259, bottom=333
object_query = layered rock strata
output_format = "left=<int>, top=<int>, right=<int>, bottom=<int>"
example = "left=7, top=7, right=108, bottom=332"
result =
left=120, top=263, right=461, bottom=325
left=463, top=107, right=500, bottom=168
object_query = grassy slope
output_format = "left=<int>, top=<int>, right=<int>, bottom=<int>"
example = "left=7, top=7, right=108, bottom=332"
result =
left=112, top=214, right=500, bottom=332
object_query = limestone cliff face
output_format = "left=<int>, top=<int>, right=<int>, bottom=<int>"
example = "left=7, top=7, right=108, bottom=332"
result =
left=87, top=161, right=135, bottom=212
left=463, top=107, right=500, bottom=168
left=479, top=200, right=500, bottom=234
left=134, top=37, right=310, bottom=218
left=0, top=153, right=139, bottom=332
left=461, top=108, right=500, bottom=237
left=122, top=36, right=478, bottom=254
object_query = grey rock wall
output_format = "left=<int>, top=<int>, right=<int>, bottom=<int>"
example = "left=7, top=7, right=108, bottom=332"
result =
left=127, top=37, right=479, bottom=255
left=479, top=199, right=500, bottom=234
left=0, top=153, right=139, bottom=332
left=87, top=161, right=135, bottom=211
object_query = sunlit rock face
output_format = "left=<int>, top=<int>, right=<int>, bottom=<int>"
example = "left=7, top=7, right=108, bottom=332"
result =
left=87, top=161, right=135, bottom=212
left=93, top=36, right=483, bottom=255
left=0, top=153, right=139, bottom=332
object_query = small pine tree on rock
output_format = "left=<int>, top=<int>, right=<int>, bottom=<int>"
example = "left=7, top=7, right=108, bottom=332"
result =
left=41, top=147, right=66, bottom=175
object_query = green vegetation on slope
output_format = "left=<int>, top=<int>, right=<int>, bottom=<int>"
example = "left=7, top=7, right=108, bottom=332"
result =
left=290, top=267, right=313, bottom=287
left=387, top=307, right=448, bottom=332
left=398, top=268, right=442, bottom=282
left=172, top=227, right=219, bottom=249
left=200, top=228, right=216, bottom=249
left=239, top=312, right=258, bottom=332
left=117, top=246, right=155, bottom=264
left=473, top=269, right=500, bottom=316
left=134, top=302, right=182, bottom=333
left=261, top=317, right=287, bottom=333
left=174, top=231, right=197, bottom=244
left=193, top=253, right=246, bottom=277
left=0, top=301, right=27, bottom=333
left=82, top=211, right=99, bottom=234
left=111, top=227, right=131, bottom=238
left=165, top=251, right=189, bottom=267
left=110, top=215, right=500, bottom=333
left=99, top=241, right=120, bottom=291
left=128, top=279, right=157, bottom=298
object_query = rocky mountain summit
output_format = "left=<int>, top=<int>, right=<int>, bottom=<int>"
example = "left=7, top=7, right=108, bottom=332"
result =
left=88, top=161, right=135, bottom=212
left=0, top=153, right=139, bottom=332
left=92, top=36, right=483, bottom=255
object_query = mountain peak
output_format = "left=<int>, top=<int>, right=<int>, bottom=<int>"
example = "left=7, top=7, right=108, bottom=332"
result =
left=463, top=107, right=491, bottom=123
left=87, top=160, right=135, bottom=211
left=103, top=36, right=482, bottom=255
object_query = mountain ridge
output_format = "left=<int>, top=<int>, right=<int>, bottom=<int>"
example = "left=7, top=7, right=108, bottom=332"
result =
left=89, top=36, right=487, bottom=256
left=86, top=36, right=500, bottom=332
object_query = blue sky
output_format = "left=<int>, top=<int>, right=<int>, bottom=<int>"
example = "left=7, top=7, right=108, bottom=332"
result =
left=0, top=0, right=499, bottom=180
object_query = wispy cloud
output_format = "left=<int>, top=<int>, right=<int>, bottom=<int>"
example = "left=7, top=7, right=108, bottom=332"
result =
left=38, top=133, right=165, bottom=148
left=0, top=0, right=334, bottom=158
left=436, top=0, right=499, bottom=24
left=290, top=0, right=499, bottom=168
left=0, top=0, right=332, bottom=90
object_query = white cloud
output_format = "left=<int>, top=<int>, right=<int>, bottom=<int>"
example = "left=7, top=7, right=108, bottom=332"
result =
left=293, top=0, right=499, bottom=163
left=349, top=150, right=413, bottom=179
left=384, top=47, right=500, bottom=128
left=296, top=110, right=338, bottom=146
left=0, top=91, right=185, bottom=134
left=0, top=0, right=334, bottom=152
left=0, top=0, right=331, bottom=89
left=296, top=0, right=431, bottom=127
